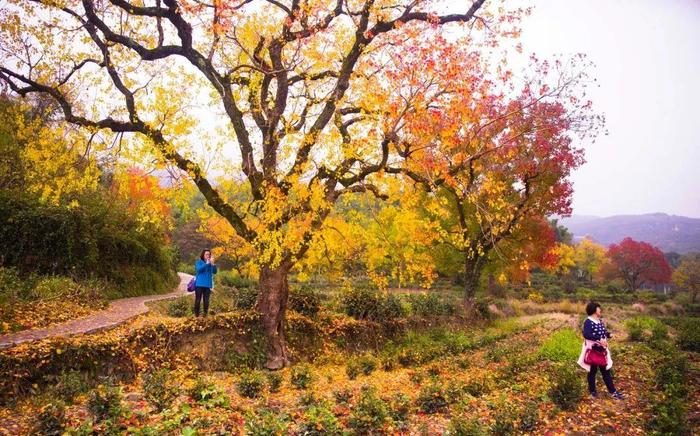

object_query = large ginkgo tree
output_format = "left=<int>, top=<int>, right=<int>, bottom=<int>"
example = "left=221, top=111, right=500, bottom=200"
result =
left=0, top=0, right=590, bottom=367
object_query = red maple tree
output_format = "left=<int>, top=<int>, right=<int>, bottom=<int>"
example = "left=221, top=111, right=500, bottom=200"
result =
left=606, top=237, right=672, bottom=291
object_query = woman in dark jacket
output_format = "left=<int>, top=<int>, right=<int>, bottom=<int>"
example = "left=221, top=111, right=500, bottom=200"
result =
left=578, top=301, right=624, bottom=399
left=194, top=249, right=217, bottom=317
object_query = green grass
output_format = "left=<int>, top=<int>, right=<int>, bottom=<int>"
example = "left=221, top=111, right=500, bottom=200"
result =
left=538, top=328, right=581, bottom=362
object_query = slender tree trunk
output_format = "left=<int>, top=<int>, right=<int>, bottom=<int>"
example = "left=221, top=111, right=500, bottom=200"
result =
left=463, top=255, right=484, bottom=306
left=256, top=262, right=291, bottom=370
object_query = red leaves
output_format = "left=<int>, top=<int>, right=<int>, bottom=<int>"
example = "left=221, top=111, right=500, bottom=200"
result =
left=607, top=238, right=673, bottom=289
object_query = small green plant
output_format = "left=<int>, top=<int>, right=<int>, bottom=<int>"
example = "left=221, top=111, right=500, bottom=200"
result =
left=647, top=396, right=688, bottom=435
left=348, top=386, right=390, bottom=433
left=650, top=322, right=668, bottom=342
left=86, top=385, right=124, bottom=423
left=677, top=318, right=700, bottom=351
left=548, top=365, right=583, bottom=411
left=245, top=409, right=290, bottom=436
left=332, top=388, right=352, bottom=405
left=35, top=401, right=66, bottom=436
left=346, top=359, right=361, bottom=380
left=416, top=382, right=448, bottom=414
left=187, top=375, right=229, bottom=407
left=347, top=354, right=378, bottom=379
left=518, top=402, right=539, bottom=432
left=299, top=391, right=319, bottom=407
left=389, top=392, right=411, bottom=424
left=142, top=369, right=179, bottom=411
left=166, top=297, right=191, bottom=317
left=51, top=370, right=88, bottom=403
left=233, top=286, right=259, bottom=310
left=289, top=285, right=322, bottom=318
left=464, top=377, right=495, bottom=397
left=297, top=405, right=341, bottom=435
left=237, top=370, right=265, bottom=398
left=490, top=403, right=516, bottom=435
left=266, top=372, right=282, bottom=393
left=290, top=364, right=314, bottom=389
left=447, top=416, right=485, bottom=436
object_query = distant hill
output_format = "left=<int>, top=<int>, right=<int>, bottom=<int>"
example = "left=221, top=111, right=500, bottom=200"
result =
left=558, top=213, right=700, bottom=254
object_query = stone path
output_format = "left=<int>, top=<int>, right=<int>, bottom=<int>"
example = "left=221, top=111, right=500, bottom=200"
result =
left=0, top=272, right=192, bottom=349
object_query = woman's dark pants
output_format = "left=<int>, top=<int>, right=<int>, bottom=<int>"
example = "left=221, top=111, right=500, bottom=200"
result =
left=588, top=364, right=616, bottom=394
left=194, top=286, right=211, bottom=316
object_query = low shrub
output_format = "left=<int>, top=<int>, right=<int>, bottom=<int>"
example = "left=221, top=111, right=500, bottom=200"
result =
left=518, top=402, right=539, bottom=432
left=389, top=392, right=411, bottom=424
left=646, top=395, right=688, bottom=435
left=348, top=386, right=390, bottom=433
left=51, top=370, right=88, bottom=403
left=266, top=372, right=282, bottom=393
left=538, top=328, right=581, bottom=362
left=416, top=382, right=448, bottom=414
left=332, top=388, right=353, bottom=405
left=217, top=270, right=256, bottom=289
left=548, top=365, right=583, bottom=411
left=232, top=286, right=259, bottom=310
left=298, top=405, right=340, bottom=435
left=464, top=377, right=495, bottom=398
left=86, top=385, right=124, bottom=423
left=166, top=297, right=191, bottom=317
left=676, top=318, right=700, bottom=351
left=245, top=409, right=290, bottom=436
left=346, top=354, right=377, bottom=380
left=188, top=375, right=220, bottom=403
left=289, top=285, right=321, bottom=318
left=35, top=401, right=66, bottom=436
left=340, top=287, right=406, bottom=321
left=490, top=403, right=517, bottom=435
left=290, top=364, right=314, bottom=390
left=237, top=370, right=265, bottom=398
left=142, top=369, right=179, bottom=411
left=406, top=293, right=455, bottom=317
left=447, top=416, right=485, bottom=436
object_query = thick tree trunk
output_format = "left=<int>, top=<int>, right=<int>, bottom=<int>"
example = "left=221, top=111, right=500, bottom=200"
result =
left=256, top=262, right=291, bottom=370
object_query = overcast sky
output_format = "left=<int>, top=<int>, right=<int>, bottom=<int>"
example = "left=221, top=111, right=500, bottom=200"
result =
left=514, top=0, right=700, bottom=218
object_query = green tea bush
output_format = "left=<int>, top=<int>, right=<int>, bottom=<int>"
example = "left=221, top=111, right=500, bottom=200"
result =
left=538, top=328, right=581, bottom=362
left=340, top=287, right=406, bottom=321
left=389, top=392, right=411, bottom=424
left=35, top=401, right=66, bottom=436
left=237, top=370, right=265, bottom=398
left=0, top=191, right=176, bottom=299
left=289, top=285, right=321, bottom=318
left=266, top=372, right=282, bottom=393
left=142, top=369, right=179, bottom=411
left=290, top=364, right=314, bottom=389
left=86, top=385, right=124, bottom=423
left=233, top=286, right=259, bottom=310
left=298, top=405, right=341, bottom=435
left=348, top=386, right=390, bottom=433
left=548, top=365, right=583, bottom=411
left=407, top=293, right=455, bottom=317
left=167, top=297, right=191, bottom=317
left=490, top=403, right=516, bottom=435
left=217, top=270, right=256, bottom=289
left=676, top=318, right=700, bottom=351
left=447, top=416, right=485, bottom=436
left=332, top=388, right=352, bottom=405
left=245, top=409, right=290, bottom=436
left=51, top=370, right=88, bottom=403
left=416, top=383, right=448, bottom=414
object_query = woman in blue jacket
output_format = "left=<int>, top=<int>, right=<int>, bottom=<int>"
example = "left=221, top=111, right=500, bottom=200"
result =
left=194, top=249, right=217, bottom=317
